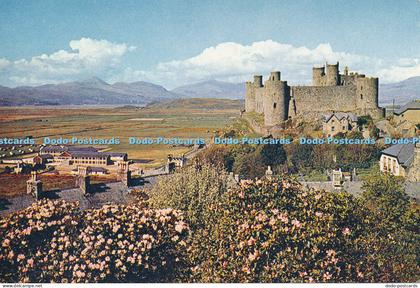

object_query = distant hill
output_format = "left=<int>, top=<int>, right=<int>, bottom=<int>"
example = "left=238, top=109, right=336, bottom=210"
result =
left=171, top=80, right=245, bottom=99
left=0, top=78, right=179, bottom=106
left=1, top=76, right=418, bottom=107
left=379, top=76, right=420, bottom=105
left=146, top=98, right=244, bottom=110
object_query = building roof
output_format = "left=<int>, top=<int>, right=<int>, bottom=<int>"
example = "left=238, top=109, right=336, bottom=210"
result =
left=394, top=100, right=420, bottom=115
left=323, top=112, right=358, bottom=123
left=41, top=146, right=67, bottom=153
left=35, top=154, right=53, bottom=159
left=88, top=166, right=108, bottom=173
left=68, top=146, right=98, bottom=152
left=70, top=151, right=110, bottom=158
left=381, top=143, right=415, bottom=168
left=105, top=152, right=127, bottom=157
left=41, top=145, right=99, bottom=153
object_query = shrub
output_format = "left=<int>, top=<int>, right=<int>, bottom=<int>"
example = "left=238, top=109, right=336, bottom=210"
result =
left=192, top=177, right=419, bottom=282
left=148, top=163, right=228, bottom=230
left=0, top=200, right=190, bottom=283
left=361, top=171, right=409, bottom=231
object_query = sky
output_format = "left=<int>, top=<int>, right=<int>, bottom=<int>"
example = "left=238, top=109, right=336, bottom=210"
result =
left=0, top=0, right=419, bottom=88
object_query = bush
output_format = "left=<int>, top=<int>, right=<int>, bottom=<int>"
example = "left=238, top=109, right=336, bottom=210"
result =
left=361, top=171, right=409, bottom=231
left=0, top=200, right=190, bottom=283
left=148, top=164, right=228, bottom=230
left=191, top=177, right=419, bottom=282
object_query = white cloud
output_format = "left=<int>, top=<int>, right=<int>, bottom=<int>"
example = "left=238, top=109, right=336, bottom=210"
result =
left=0, top=58, right=10, bottom=70
left=377, top=58, right=420, bottom=82
left=3, top=38, right=135, bottom=86
left=136, top=40, right=386, bottom=87
left=1, top=38, right=419, bottom=87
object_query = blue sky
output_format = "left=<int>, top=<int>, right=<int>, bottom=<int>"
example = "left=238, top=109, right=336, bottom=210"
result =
left=0, top=0, right=419, bottom=87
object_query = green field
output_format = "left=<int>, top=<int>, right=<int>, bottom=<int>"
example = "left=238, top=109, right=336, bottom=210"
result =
left=0, top=99, right=243, bottom=167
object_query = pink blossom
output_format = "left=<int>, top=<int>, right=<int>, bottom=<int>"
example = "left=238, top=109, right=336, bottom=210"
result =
left=291, top=219, right=302, bottom=228
left=323, top=271, right=332, bottom=280
left=342, top=227, right=351, bottom=236
left=175, top=221, right=187, bottom=233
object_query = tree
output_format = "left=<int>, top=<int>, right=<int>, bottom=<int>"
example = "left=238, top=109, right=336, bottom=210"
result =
left=361, top=171, right=409, bottom=231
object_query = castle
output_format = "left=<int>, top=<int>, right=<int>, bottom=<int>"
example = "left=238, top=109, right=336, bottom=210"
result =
left=245, top=62, right=384, bottom=126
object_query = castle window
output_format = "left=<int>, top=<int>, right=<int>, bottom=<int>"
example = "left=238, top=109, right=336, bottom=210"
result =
left=332, top=126, right=335, bottom=131
left=273, top=103, right=277, bottom=109
left=360, top=94, right=363, bottom=99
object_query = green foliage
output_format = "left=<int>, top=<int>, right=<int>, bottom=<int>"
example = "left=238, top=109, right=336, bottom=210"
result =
left=257, top=143, right=286, bottom=167
left=195, top=145, right=234, bottom=171
left=361, top=171, right=409, bottom=231
left=191, top=177, right=419, bottom=282
left=287, top=143, right=314, bottom=171
left=0, top=200, right=190, bottom=283
left=357, top=115, right=373, bottom=127
left=148, top=164, right=228, bottom=230
left=232, top=151, right=266, bottom=179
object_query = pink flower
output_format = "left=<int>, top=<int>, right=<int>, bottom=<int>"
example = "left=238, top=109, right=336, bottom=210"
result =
left=278, top=213, right=289, bottom=224
left=342, top=227, right=351, bottom=236
left=248, top=250, right=260, bottom=262
left=247, top=237, right=256, bottom=246
left=291, top=219, right=302, bottom=228
left=323, top=271, right=332, bottom=280
left=175, top=221, right=187, bottom=233
left=2, top=239, right=10, bottom=247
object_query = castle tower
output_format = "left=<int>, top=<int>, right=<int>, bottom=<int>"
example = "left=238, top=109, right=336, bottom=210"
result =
left=254, top=75, right=263, bottom=87
left=76, top=166, right=90, bottom=195
left=117, top=161, right=131, bottom=187
left=27, top=171, right=43, bottom=200
left=312, top=66, right=325, bottom=86
left=355, top=76, right=382, bottom=117
left=245, top=82, right=255, bottom=112
left=263, top=72, right=289, bottom=126
left=245, top=75, right=263, bottom=113
left=326, top=62, right=340, bottom=86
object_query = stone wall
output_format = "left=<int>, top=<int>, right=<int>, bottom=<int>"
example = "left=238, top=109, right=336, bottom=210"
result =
left=290, top=85, right=356, bottom=120
left=244, top=63, right=384, bottom=127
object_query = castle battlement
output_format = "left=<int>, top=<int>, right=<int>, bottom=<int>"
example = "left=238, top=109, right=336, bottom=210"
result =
left=245, top=62, right=384, bottom=126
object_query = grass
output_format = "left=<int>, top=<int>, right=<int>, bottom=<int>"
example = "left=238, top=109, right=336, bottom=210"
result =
left=243, top=111, right=265, bottom=127
left=0, top=99, right=241, bottom=167
left=301, top=170, right=329, bottom=182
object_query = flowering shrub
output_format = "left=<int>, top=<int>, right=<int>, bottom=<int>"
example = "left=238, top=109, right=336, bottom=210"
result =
left=148, top=164, right=228, bottom=230
left=192, top=177, right=419, bottom=283
left=0, top=200, right=190, bottom=283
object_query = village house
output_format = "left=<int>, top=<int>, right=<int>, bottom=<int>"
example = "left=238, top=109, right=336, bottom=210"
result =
left=39, top=145, right=99, bottom=157
left=72, top=166, right=108, bottom=175
left=39, top=146, right=128, bottom=166
left=393, top=100, right=420, bottom=137
left=322, top=112, right=359, bottom=137
left=32, top=154, right=53, bottom=165
left=380, top=143, right=419, bottom=181
left=61, top=151, right=111, bottom=166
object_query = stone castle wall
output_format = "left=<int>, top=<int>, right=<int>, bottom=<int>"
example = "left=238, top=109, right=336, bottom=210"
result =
left=245, top=62, right=384, bottom=126
left=290, top=85, right=356, bottom=119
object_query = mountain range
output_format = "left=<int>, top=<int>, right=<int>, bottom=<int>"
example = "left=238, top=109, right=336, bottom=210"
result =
left=0, top=76, right=418, bottom=106
left=379, top=76, right=420, bottom=106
